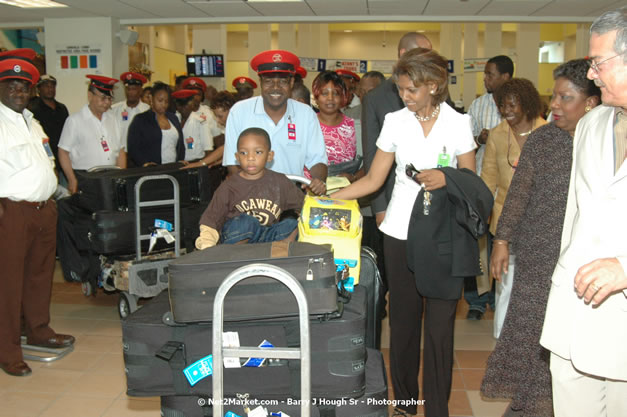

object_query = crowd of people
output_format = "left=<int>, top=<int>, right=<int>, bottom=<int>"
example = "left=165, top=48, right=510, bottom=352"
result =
left=0, top=6, right=625, bottom=417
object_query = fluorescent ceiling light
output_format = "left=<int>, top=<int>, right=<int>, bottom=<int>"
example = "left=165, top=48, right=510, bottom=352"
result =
left=0, top=0, right=67, bottom=7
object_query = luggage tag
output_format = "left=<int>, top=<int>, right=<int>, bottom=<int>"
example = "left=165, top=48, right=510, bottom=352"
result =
left=183, top=354, right=213, bottom=386
left=100, top=136, right=110, bottom=152
left=270, top=413, right=291, bottom=417
left=247, top=406, right=269, bottom=417
left=243, top=340, right=274, bottom=367
left=223, top=332, right=241, bottom=368
left=226, top=413, right=243, bottom=417
left=148, top=228, right=175, bottom=253
left=185, top=136, right=194, bottom=149
left=42, top=137, right=54, bottom=158
left=437, top=146, right=450, bottom=168
left=122, top=110, right=129, bottom=121
left=154, top=219, right=173, bottom=232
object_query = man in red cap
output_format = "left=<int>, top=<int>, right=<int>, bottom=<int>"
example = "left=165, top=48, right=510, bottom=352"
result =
left=58, top=74, right=125, bottom=194
left=336, top=68, right=361, bottom=109
left=0, top=48, right=75, bottom=377
left=111, top=71, right=150, bottom=148
left=232, top=76, right=257, bottom=101
left=222, top=49, right=327, bottom=195
left=182, top=76, right=223, bottom=145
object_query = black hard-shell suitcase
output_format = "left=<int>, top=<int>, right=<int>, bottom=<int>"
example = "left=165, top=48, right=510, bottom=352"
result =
left=123, top=287, right=367, bottom=399
left=89, top=203, right=204, bottom=255
left=359, top=246, right=384, bottom=349
left=75, top=163, right=222, bottom=212
left=159, top=348, right=388, bottom=417
left=168, top=241, right=339, bottom=323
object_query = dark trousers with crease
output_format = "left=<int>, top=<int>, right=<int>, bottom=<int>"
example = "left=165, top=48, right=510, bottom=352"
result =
left=0, top=198, right=57, bottom=365
left=384, top=234, right=457, bottom=417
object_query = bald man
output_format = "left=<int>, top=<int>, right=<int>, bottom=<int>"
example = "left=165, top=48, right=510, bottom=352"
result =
left=361, top=32, right=432, bottom=228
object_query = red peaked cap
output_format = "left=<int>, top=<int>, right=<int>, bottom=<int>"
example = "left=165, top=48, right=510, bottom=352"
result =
left=232, top=76, right=257, bottom=89
left=0, top=48, right=37, bottom=63
left=182, top=77, right=206, bottom=92
left=335, top=69, right=360, bottom=82
left=295, top=66, right=307, bottom=79
left=0, top=57, right=40, bottom=85
left=250, top=50, right=300, bottom=75
left=171, top=89, right=197, bottom=99
left=119, top=71, right=147, bottom=86
left=86, top=74, right=119, bottom=96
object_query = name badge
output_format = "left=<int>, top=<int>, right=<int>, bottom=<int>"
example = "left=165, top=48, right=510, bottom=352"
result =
left=121, top=110, right=129, bottom=121
left=101, top=139, right=110, bottom=152
left=287, top=123, right=296, bottom=141
left=437, top=146, right=450, bottom=168
left=42, top=137, right=54, bottom=158
left=185, top=137, right=194, bottom=149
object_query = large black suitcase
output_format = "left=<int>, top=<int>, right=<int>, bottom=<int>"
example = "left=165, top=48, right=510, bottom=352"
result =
left=359, top=246, right=384, bottom=350
left=89, top=203, right=205, bottom=255
left=168, top=241, right=340, bottom=323
left=123, top=287, right=367, bottom=399
left=159, top=348, right=388, bottom=417
left=75, top=163, right=222, bottom=212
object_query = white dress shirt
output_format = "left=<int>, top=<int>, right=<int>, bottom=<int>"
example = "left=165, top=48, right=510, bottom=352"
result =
left=0, top=101, right=57, bottom=202
left=182, top=111, right=214, bottom=161
left=110, top=100, right=150, bottom=149
left=59, top=104, right=123, bottom=170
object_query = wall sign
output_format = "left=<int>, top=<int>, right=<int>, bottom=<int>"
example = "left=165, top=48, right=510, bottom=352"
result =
left=56, top=44, right=102, bottom=70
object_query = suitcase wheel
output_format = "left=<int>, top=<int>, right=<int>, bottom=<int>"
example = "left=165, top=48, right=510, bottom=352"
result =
left=118, top=292, right=139, bottom=319
left=81, top=281, right=94, bottom=297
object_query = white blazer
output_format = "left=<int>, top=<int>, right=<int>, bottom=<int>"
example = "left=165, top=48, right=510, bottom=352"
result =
left=540, top=105, right=627, bottom=381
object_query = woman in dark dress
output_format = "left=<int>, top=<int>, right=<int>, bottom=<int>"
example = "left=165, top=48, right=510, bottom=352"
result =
left=480, top=59, right=601, bottom=417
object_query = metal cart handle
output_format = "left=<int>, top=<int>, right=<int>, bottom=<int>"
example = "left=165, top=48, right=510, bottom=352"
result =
left=212, top=263, right=311, bottom=417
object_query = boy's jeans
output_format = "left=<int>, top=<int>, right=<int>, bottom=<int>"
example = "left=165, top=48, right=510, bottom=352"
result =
left=221, top=214, right=298, bottom=244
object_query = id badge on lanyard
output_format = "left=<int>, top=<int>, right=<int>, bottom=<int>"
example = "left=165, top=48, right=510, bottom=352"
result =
left=42, top=137, right=54, bottom=159
left=100, top=136, right=110, bottom=152
left=437, top=146, right=450, bottom=167
left=287, top=115, right=296, bottom=142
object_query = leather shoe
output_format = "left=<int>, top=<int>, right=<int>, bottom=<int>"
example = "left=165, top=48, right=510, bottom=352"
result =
left=466, top=309, right=484, bottom=320
left=0, top=361, right=32, bottom=377
left=28, top=334, right=75, bottom=349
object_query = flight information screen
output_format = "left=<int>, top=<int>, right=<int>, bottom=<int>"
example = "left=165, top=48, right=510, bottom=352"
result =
left=186, top=54, right=224, bottom=77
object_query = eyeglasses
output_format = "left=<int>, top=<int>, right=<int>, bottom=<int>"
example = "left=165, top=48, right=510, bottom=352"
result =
left=405, top=163, right=421, bottom=181
left=588, top=52, right=624, bottom=73
left=261, top=77, right=291, bottom=88
left=91, top=91, right=113, bottom=102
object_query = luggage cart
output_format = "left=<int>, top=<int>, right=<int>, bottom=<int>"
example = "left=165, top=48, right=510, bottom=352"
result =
left=212, top=263, right=311, bottom=417
left=116, top=174, right=181, bottom=319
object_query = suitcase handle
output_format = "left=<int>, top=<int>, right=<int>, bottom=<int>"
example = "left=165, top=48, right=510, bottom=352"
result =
left=213, top=263, right=311, bottom=417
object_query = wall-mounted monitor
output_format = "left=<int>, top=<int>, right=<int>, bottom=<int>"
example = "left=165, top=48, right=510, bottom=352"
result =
left=186, top=54, right=224, bottom=77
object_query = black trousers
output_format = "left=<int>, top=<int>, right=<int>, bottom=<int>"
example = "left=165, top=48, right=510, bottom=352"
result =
left=384, top=234, right=457, bottom=417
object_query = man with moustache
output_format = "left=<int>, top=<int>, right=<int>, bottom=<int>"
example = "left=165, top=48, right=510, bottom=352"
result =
left=540, top=7, right=627, bottom=417
left=222, top=49, right=327, bottom=195
left=0, top=48, right=75, bottom=377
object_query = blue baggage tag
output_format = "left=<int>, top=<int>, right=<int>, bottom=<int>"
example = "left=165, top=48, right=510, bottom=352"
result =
left=183, top=354, right=213, bottom=386
left=243, top=340, right=274, bottom=367
left=154, top=219, right=173, bottom=231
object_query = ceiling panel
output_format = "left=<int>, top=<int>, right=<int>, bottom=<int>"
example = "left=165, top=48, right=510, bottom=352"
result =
left=117, top=0, right=210, bottom=18
left=423, top=0, right=491, bottom=16
left=533, top=0, right=624, bottom=17
left=246, top=2, right=315, bottom=17
left=306, top=0, right=369, bottom=16
left=478, top=0, right=553, bottom=16
left=190, top=2, right=262, bottom=17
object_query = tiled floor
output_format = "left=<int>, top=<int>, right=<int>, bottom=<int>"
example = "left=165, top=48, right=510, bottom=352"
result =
left=0, top=263, right=510, bottom=417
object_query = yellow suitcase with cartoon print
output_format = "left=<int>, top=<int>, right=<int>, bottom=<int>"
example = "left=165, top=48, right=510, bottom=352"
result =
left=298, top=195, right=363, bottom=285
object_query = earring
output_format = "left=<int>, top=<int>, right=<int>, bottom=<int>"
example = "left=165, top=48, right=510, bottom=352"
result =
left=585, top=105, right=591, bottom=112
left=430, top=90, right=435, bottom=94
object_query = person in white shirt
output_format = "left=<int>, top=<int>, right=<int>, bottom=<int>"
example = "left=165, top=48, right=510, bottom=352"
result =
left=58, top=74, right=125, bottom=194
left=333, top=48, right=476, bottom=417
left=0, top=48, right=75, bottom=378
left=181, top=77, right=223, bottom=140
left=172, top=89, right=214, bottom=162
left=110, top=71, right=150, bottom=149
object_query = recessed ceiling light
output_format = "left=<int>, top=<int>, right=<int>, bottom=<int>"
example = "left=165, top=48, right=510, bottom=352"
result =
left=0, top=0, right=67, bottom=7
